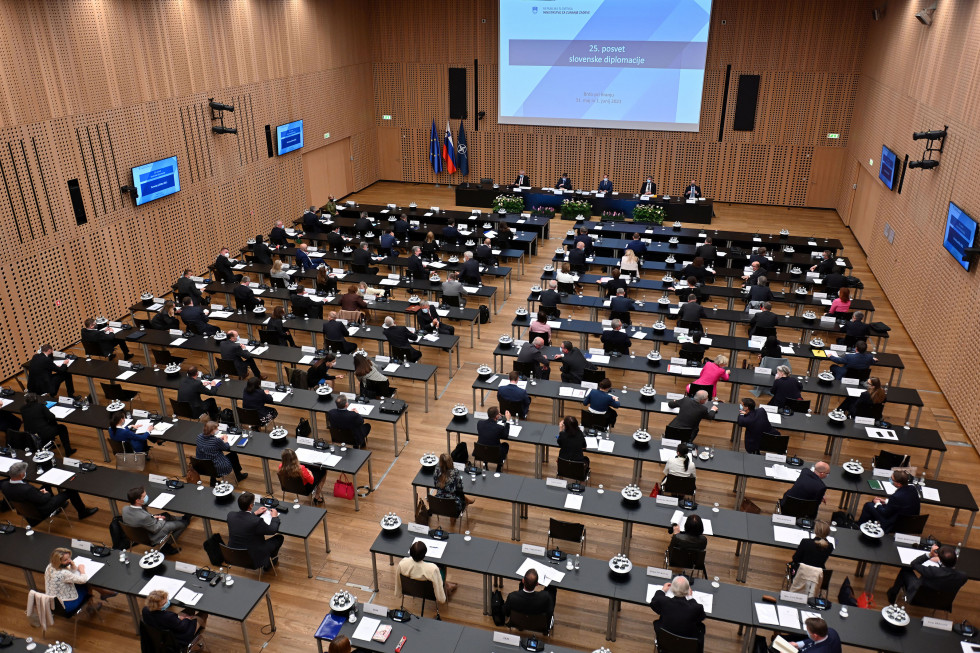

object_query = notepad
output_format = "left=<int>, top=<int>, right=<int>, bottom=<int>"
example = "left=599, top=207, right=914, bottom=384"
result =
left=73, top=557, right=105, bottom=580
left=517, top=558, right=565, bottom=587
left=661, top=402, right=680, bottom=413
left=149, top=493, right=175, bottom=509
left=174, top=587, right=203, bottom=606
left=351, top=617, right=381, bottom=642
left=35, top=468, right=75, bottom=486
left=564, top=494, right=583, bottom=510
left=411, top=537, right=446, bottom=559
left=116, top=370, right=137, bottom=380
left=139, top=575, right=186, bottom=597
left=755, top=602, right=780, bottom=625
left=50, top=406, right=76, bottom=419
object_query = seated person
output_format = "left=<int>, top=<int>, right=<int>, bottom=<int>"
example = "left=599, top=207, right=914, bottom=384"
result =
left=150, top=300, right=180, bottom=331
left=858, top=470, right=919, bottom=533
left=555, top=340, right=589, bottom=384
left=609, top=288, right=634, bottom=324
left=599, top=319, right=631, bottom=354
left=780, top=461, right=830, bottom=509
left=352, top=241, right=379, bottom=274
left=839, top=376, right=886, bottom=418
left=527, top=310, right=552, bottom=344
left=308, top=352, right=343, bottom=388
left=354, top=353, right=389, bottom=398
left=195, top=421, right=248, bottom=483
left=669, top=514, right=707, bottom=552
left=827, top=287, right=852, bottom=316
left=678, top=257, right=709, bottom=285
left=498, top=370, right=530, bottom=418
left=538, top=280, right=561, bottom=318
left=267, top=305, right=296, bottom=347
left=789, top=520, right=834, bottom=597
left=823, top=266, right=847, bottom=294
left=828, top=339, right=876, bottom=380
left=603, top=267, right=629, bottom=298
left=792, top=617, right=841, bottom=653
left=557, top=416, right=589, bottom=472
left=227, top=492, right=283, bottom=571
left=315, top=267, right=338, bottom=295
left=677, top=295, right=707, bottom=330
left=328, top=636, right=353, bottom=653
left=82, top=317, right=133, bottom=360
left=27, top=343, right=75, bottom=397
left=648, top=575, right=705, bottom=646
left=886, top=544, right=967, bottom=605
left=45, top=547, right=116, bottom=616
left=417, top=300, right=455, bottom=335
left=340, top=284, right=369, bottom=312
left=233, top=276, right=263, bottom=312
left=838, top=311, right=871, bottom=347
left=279, top=448, right=327, bottom=504
left=583, top=378, right=620, bottom=428
left=122, top=486, right=189, bottom=555
left=323, top=312, right=356, bottom=354
left=769, top=365, right=803, bottom=408
left=434, top=452, right=473, bottom=519
left=396, top=540, right=452, bottom=603
left=178, top=366, right=220, bottom=421
left=737, top=397, right=773, bottom=455
left=517, top=337, right=550, bottom=379
left=289, top=287, right=323, bottom=319
left=476, top=407, right=510, bottom=471
left=2, top=461, right=98, bottom=524
left=219, top=330, right=263, bottom=379
left=22, top=391, right=75, bottom=455
left=662, top=442, right=696, bottom=484
left=667, top=391, right=717, bottom=440
left=109, top=410, right=149, bottom=453
left=242, top=375, right=278, bottom=426
left=619, top=249, right=640, bottom=277
left=142, top=589, right=207, bottom=650
left=384, top=315, right=422, bottom=362
left=327, top=394, right=371, bottom=448
left=181, top=297, right=219, bottom=335
left=504, top=569, right=555, bottom=625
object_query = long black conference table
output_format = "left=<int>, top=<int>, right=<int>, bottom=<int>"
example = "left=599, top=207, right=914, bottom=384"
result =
left=0, top=527, right=274, bottom=652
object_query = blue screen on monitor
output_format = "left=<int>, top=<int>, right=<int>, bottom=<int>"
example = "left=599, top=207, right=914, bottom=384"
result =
left=943, top=202, right=977, bottom=271
left=276, top=120, right=304, bottom=155
left=879, top=145, right=897, bottom=190
left=132, top=156, right=180, bottom=206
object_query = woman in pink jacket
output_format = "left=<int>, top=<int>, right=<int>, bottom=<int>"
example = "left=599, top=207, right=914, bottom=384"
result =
left=687, top=354, right=730, bottom=398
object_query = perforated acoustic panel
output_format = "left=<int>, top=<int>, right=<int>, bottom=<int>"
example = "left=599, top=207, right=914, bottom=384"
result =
left=0, top=0, right=377, bottom=381
left=369, top=0, right=866, bottom=205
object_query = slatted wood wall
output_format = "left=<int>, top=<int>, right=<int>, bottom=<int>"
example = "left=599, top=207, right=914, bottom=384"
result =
left=370, top=0, right=868, bottom=204
left=836, top=0, right=980, bottom=447
left=0, top=0, right=376, bottom=380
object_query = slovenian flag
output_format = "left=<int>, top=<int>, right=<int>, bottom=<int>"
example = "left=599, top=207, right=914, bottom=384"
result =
left=429, top=120, right=442, bottom=173
left=442, top=120, right=457, bottom=174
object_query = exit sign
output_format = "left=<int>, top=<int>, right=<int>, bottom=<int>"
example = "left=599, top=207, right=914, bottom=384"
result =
left=827, top=133, right=840, bottom=139
left=382, top=115, right=392, bottom=120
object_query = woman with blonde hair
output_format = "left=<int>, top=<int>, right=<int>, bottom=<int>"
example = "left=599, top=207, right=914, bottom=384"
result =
left=45, top=547, right=116, bottom=615
left=620, top=248, right=640, bottom=276
left=278, top=447, right=327, bottom=503
left=421, top=231, right=438, bottom=259
left=789, top=521, right=834, bottom=597
left=142, top=589, right=207, bottom=648
left=687, top=354, right=729, bottom=398
left=270, top=259, right=289, bottom=281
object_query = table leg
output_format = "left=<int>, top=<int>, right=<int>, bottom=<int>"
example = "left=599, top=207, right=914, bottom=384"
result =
left=734, top=475, right=747, bottom=508
left=156, top=386, right=167, bottom=415
left=512, top=503, right=519, bottom=540
left=262, top=460, right=273, bottom=495
left=126, top=593, right=141, bottom=632
left=175, top=443, right=188, bottom=475
left=372, top=551, right=379, bottom=590
left=621, top=522, right=632, bottom=556
left=863, top=562, right=881, bottom=594
left=304, top=538, right=313, bottom=578
left=534, top=444, right=542, bottom=479
left=242, top=619, right=252, bottom=653
left=22, top=568, right=36, bottom=590
left=606, top=598, right=618, bottom=641
left=632, top=459, right=642, bottom=485
left=737, top=541, right=752, bottom=582
left=203, top=517, right=213, bottom=540
left=322, top=516, right=331, bottom=553
left=741, top=626, right=757, bottom=653
left=95, top=427, right=111, bottom=463
left=368, top=457, right=374, bottom=490
left=309, top=409, right=318, bottom=438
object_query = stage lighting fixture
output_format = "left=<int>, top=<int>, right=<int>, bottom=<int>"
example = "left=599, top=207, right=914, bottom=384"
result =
left=212, top=126, right=238, bottom=135
left=209, top=100, right=235, bottom=112
left=915, top=2, right=936, bottom=25
left=913, top=129, right=946, bottom=141
left=908, top=159, right=939, bottom=170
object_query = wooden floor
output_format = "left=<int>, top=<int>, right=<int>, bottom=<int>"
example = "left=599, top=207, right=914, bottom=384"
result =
left=1, top=181, right=977, bottom=652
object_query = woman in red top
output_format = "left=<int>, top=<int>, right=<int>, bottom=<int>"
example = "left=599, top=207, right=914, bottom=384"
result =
left=278, top=448, right=328, bottom=504
left=828, top=287, right=852, bottom=316
left=340, top=284, right=368, bottom=312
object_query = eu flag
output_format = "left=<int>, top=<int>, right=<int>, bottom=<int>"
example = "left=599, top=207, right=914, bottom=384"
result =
left=457, top=121, right=469, bottom=176
left=429, top=120, right=442, bottom=173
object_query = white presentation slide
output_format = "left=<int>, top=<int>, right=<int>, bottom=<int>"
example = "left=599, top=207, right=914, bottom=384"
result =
left=498, top=0, right=713, bottom=131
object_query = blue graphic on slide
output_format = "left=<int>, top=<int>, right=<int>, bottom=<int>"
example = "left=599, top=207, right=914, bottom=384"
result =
left=132, top=156, right=180, bottom=206
left=499, top=0, right=713, bottom=131
left=943, top=202, right=978, bottom=270
left=277, top=120, right=304, bottom=155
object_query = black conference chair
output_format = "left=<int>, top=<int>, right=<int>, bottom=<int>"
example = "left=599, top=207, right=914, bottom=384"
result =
left=663, top=425, right=695, bottom=443
left=555, top=458, right=589, bottom=486
left=121, top=523, right=180, bottom=554
left=506, top=609, right=552, bottom=637
left=152, top=348, right=185, bottom=367
left=328, top=425, right=361, bottom=449
left=662, top=475, right=696, bottom=499
left=498, top=398, right=527, bottom=420
left=778, top=496, right=821, bottom=520
left=782, top=398, right=811, bottom=415
left=580, top=410, right=610, bottom=432
left=169, top=399, right=202, bottom=421
left=907, top=585, right=961, bottom=616
left=101, top=382, right=139, bottom=406
left=687, top=383, right=714, bottom=398
left=473, top=442, right=504, bottom=471
left=258, top=328, right=285, bottom=346
left=236, top=407, right=269, bottom=431
left=546, top=518, right=586, bottom=555
left=7, top=496, right=71, bottom=530
left=758, top=432, right=789, bottom=455
left=399, top=574, right=440, bottom=618
left=750, top=325, right=777, bottom=339
left=892, top=513, right=929, bottom=536
left=362, top=378, right=395, bottom=399
left=140, top=618, right=206, bottom=653
left=215, top=359, right=241, bottom=379
left=664, top=544, right=707, bottom=579
left=512, top=361, right=536, bottom=379
left=189, top=456, right=224, bottom=487
left=842, top=367, right=872, bottom=383
left=655, top=628, right=701, bottom=653
left=218, top=543, right=276, bottom=581
left=582, top=368, right=606, bottom=384
left=871, top=449, right=910, bottom=470
left=427, top=495, right=467, bottom=531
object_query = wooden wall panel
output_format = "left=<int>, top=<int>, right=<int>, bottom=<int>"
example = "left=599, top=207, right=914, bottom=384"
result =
left=0, top=0, right=376, bottom=381
left=838, top=0, right=980, bottom=445
left=370, top=0, right=869, bottom=205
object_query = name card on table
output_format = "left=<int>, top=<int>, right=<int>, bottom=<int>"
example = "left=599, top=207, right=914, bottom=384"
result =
left=63, top=458, right=80, bottom=468
left=133, top=409, right=149, bottom=418
left=546, top=478, right=568, bottom=489
left=407, top=522, right=430, bottom=534
left=661, top=438, right=681, bottom=449
left=855, top=416, right=876, bottom=426
left=830, top=344, right=847, bottom=352
left=670, top=357, right=687, bottom=365
left=430, top=207, right=440, bottom=212
left=894, top=533, right=921, bottom=546
left=296, top=436, right=315, bottom=447
left=840, top=378, right=859, bottom=385
left=169, top=329, right=183, bottom=336
left=118, top=360, right=133, bottom=369
left=522, top=544, right=546, bottom=556
left=376, top=355, right=390, bottom=364
left=656, top=496, right=679, bottom=507
left=71, top=539, right=92, bottom=552
left=148, top=474, right=169, bottom=485
left=873, top=467, right=893, bottom=478
left=772, top=514, right=797, bottom=525
left=674, top=327, right=689, bottom=336
left=493, top=632, right=521, bottom=646
left=362, top=602, right=389, bottom=617
left=765, top=453, right=787, bottom=463
left=665, top=392, right=685, bottom=401
left=301, top=346, right=316, bottom=354
left=647, top=566, right=673, bottom=579
left=175, top=561, right=197, bottom=574
left=779, top=590, right=809, bottom=605
left=754, top=367, right=772, bottom=376
left=260, top=381, right=276, bottom=390
left=921, top=617, right=953, bottom=631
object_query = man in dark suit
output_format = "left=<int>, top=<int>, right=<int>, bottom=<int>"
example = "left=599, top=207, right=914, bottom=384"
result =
left=667, top=391, right=718, bottom=439
left=251, top=235, right=273, bottom=264
left=475, top=238, right=494, bottom=267
left=514, top=170, right=530, bottom=186
left=625, top=233, right=647, bottom=257
left=828, top=340, right=876, bottom=380
left=695, top=237, right=716, bottom=262
left=780, top=461, right=830, bottom=508
left=289, top=287, right=323, bottom=319
left=683, top=180, right=702, bottom=199
left=886, top=544, right=968, bottom=605
left=384, top=316, right=422, bottom=362
left=417, top=301, right=454, bottom=335
left=82, top=317, right=133, bottom=360
left=677, top=295, right=706, bottom=330
left=504, top=569, right=555, bottom=624
left=27, top=344, right=74, bottom=396
left=327, top=394, right=371, bottom=447
left=600, top=319, right=632, bottom=354
left=597, top=174, right=613, bottom=192
left=638, top=176, right=657, bottom=195
left=214, top=247, right=241, bottom=283
left=649, top=576, right=705, bottom=642
left=556, top=173, right=573, bottom=190
left=379, top=229, right=397, bottom=257
left=352, top=211, right=373, bottom=234
left=269, top=220, right=289, bottom=248
left=441, top=220, right=461, bottom=244
left=295, top=243, right=315, bottom=272
left=568, top=241, right=588, bottom=273
left=538, top=280, right=561, bottom=318
left=603, top=268, right=629, bottom=298
left=476, top=406, right=509, bottom=471
left=746, top=278, right=774, bottom=307
left=460, top=251, right=481, bottom=285
left=823, top=266, right=847, bottom=294
left=572, top=228, right=594, bottom=256
left=791, top=617, right=841, bottom=653
left=232, top=276, right=263, bottom=312
left=810, top=250, right=836, bottom=275
left=748, top=246, right=771, bottom=270
left=323, top=311, right=356, bottom=354
left=748, top=301, right=779, bottom=336
left=351, top=241, right=379, bottom=274
left=180, top=297, right=218, bottom=335
left=22, top=392, right=75, bottom=455
left=497, top=371, right=530, bottom=418
left=406, top=246, right=425, bottom=279
left=177, top=366, right=219, bottom=420
left=176, top=269, right=207, bottom=306
left=742, top=261, right=764, bottom=286
left=227, top=492, right=283, bottom=570
left=393, top=214, right=410, bottom=239
left=517, top=337, right=550, bottom=379
left=326, top=226, right=346, bottom=252
left=858, top=470, right=920, bottom=533
left=1, top=461, right=97, bottom=524
left=219, top=330, right=262, bottom=379
left=555, top=340, right=589, bottom=384
left=609, top=288, right=634, bottom=324
left=839, top=311, right=871, bottom=347
left=302, top=206, right=320, bottom=234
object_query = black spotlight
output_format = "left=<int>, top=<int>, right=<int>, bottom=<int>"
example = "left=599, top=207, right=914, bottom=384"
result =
left=212, top=126, right=238, bottom=135
left=208, top=100, right=235, bottom=112
left=913, top=129, right=946, bottom=141
left=908, top=159, right=939, bottom=170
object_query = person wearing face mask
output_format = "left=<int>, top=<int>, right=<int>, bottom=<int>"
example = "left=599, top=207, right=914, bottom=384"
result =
left=142, top=589, right=207, bottom=648
left=737, top=396, right=773, bottom=455
left=213, top=246, right=242, bottom=283
left=122, top=486, right=190, bottom=554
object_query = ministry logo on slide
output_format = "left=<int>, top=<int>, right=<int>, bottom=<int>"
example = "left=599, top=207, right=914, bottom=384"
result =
left=532, top=6, right=537, bottom=13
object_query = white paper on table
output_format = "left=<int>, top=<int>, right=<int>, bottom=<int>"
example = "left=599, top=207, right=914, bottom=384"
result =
left=777, top=604, right=801, bottom=629
left=411, top=537, right=447, bottom=559
left=383, top=363, right=401, bottom=373
left=427, top=261, right=447, bottom=269
left=174, top=587, right=203, bottom=606
left=661, top=402, right=680, bottom=414
left=846, top=387, right=864, bottom=397
left=597, top=439, right=615, bottom=452
left=767, top=414, right=782, bottom=425
left=252, top=346, right=269, bottom=356
left=509, top=425, right=522, bottom=438
left=148, top=493, right=175, bottom=509
left=659, top=448, right=675, bottom=462
left=270, top=391, right=289, bottom=403
left=116, top=370, right=137, bottom=380
left=209, top=311, right=233, bottom=318
left=35, top=468, right=75, bottom=486
left=348, top=404, right=375, bottom=416
left=259, top=511, right=273, bottom=526
left=150, top=422, right=173, bottom=435
left=545, top=320, right=563, bottom=329
left=423, top=334, right=440, bottom=342
left=351, top=616, right=381, bottom=642
left=896, top=547, right=926, bottom=565
left=883, top=483, right=896, bottom=495
left=516, top=558, right=565, bottom=587
left=773, top=525, right=810, bottom=545
left=590, top=355, right=610, bottom=364
left=139, top=575, right=186, bottom=597
left=766, top=465, right=802, bottom=482
left=867, top=427, right=898, bottom=440
left=564, top=494, right=583, bottom=510
left=73, top=557, right=105, bottom=580
left=0, top=398, right=11, bottom=409
left=584, top=436, right=599, bottom=450
left=922, top=487, right=940, bottom=501
left=50, top=406, right=76, bottom=419
left=755, top=602, right=780, bottom=625
left=0, top=456, right=18, bottom=473
left=779, top=346, right=795, bottom=355
left=299, top=355, right=316, bottom=364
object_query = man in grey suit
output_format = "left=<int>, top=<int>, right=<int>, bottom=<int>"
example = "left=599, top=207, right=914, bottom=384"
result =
left=667, top=390, right=718, bottom=440
left=441, top=272, right=467, bottom=306
left=122, top=486, right=189, bottom=554
left=219, top=330, right=263, bottom=379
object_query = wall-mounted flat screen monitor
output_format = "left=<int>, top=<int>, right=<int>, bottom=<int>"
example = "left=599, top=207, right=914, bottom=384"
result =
left=943, top=201, right=978, bottom=271
left=879, top=145, right=898, bottom=190
left=276, top=120, right=304, bottom=155
left=132, top=156, right=180, bottom=206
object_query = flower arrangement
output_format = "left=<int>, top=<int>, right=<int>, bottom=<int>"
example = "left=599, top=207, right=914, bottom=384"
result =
left=559, top=198, right=592, bottom=220
left=531, top=205, right=556, bottom=217
left=491, top=194, right=525, bottom=214
left=600, top=210, right=627, bottom=221
left=632, top=203, right=666, bottom=224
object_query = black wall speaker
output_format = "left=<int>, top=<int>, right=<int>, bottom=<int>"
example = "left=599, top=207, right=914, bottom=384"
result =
left=265, top=125, right=274, bottom=158
left=67, top=179, right=87, bottom=225
left=732, top=74, right=761, bottom=132
left=449, top=68, right=467, bottom=120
